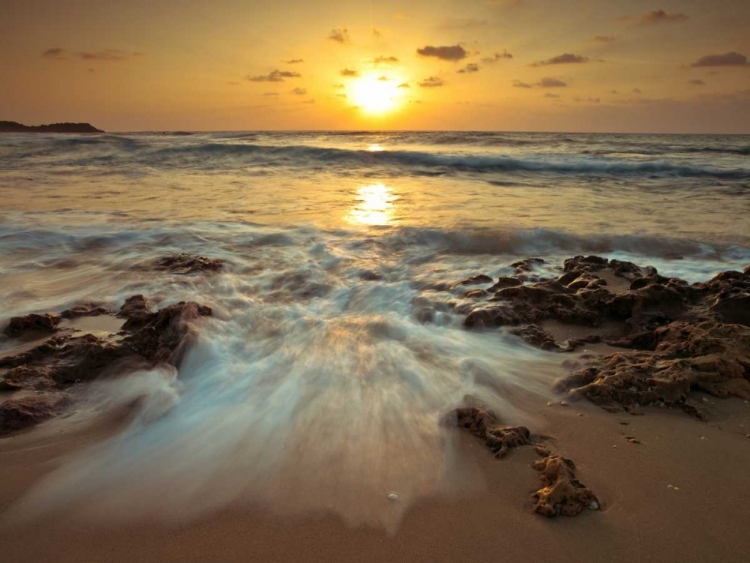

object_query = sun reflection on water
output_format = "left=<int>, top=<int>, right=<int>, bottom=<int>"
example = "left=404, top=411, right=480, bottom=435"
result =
left=347, top=183, right=397, bottom=226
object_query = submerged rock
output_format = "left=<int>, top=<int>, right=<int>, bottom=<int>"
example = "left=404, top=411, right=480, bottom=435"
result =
left=155, top=253, right=224, bottom=275
left=0, top=395, right=70, bottom=433
left=0, top=297, right=211, bottom=433
left=3, top=313, right=61, bottom=337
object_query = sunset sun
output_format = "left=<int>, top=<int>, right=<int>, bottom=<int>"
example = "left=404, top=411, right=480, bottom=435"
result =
left=348, top=73, right=404, bottom=115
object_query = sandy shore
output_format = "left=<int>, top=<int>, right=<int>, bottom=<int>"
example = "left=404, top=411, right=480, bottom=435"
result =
left=1, top=383, right=749, bottom=563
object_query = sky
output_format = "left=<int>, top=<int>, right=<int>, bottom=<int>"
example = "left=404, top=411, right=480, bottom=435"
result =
left=1, top=0, right=749, bottom=133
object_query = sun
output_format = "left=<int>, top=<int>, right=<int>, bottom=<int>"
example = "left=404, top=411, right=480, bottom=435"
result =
left=348, top=73, right=404, bottom=115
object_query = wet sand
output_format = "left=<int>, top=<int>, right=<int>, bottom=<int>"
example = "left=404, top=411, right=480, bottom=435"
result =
left=1, top=387, right=749, bottom=563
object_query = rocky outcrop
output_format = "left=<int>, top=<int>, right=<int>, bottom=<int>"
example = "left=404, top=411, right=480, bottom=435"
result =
left=444, top=401, right=599, bottom=517
left=3, top=313, right=62, bottom=337
left=0, top=297, right=211, bottom=433
left=155, top=254, right=224, bottom=275
left=461, top=255, right=750, bottom=418
left=0, top=121, right=103, bottom=133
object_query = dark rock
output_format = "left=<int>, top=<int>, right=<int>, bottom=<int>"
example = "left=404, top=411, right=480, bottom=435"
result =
left=61, top=304, right=114, bottom=319
left=710, top=294, right=750, bottom=327
left=532, top=455, right=599, bottom=517
left=464, top=289, right=488, bottom=299
left=155, top=254, right=224, bottom=275
left=3, top=313, right=61, bottom=337
left=118, top=295, right=154, bottom=329
left=0, top=395, right=69, bottom=433
left=509, top=325, right=559, bottom=351
left=487, top=276, right=523, bottom=292
left=563, top=255, right=608, bottom=273
left=511, top=258, right=545, bottom=274
left=444, top=406, right=531, bottom=458
left=0, top=121, right=103, bottom=133
left=457, top=274, right=493, bottom=286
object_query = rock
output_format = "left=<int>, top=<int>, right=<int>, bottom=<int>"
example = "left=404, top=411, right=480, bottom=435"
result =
left=456, top=274, right=493, bottom=286
left=532, top=454, right=599, bottom=517
left=511, top=258, right=545, bottom=274
left=563, top=255, right=608, bottom=273
left=155, top=253, right=224, bottom=275
left=487, top=276, right=523, bottom=292
left=0, top=395, right=69, bottom=433
left=0, top=297, right=212, bottom=430
left=118, top=295, right=154, bottom=329
left=464, top=289, right=488, bottom=299
left=444, top=406, right=532, bottom=458
left=3, top=313, right=61, bottom=337
left=61, top=304, right=113, bottom=319
left=509, top=325, right=559, bottom=351
left=710, top=294, right=750, bottom=327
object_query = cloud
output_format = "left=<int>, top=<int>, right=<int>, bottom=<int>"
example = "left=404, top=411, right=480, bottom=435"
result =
left=283, top=59, right=304, bottom=64
left=78, top=49, right=139, bottom=61
left=439, top=17, right=489, bottom=30
left=538, top=77, right=567, bottom=88
left=373, top=56, right=398, bottom=64
left=419, top=76, right=445, bottom=88
left=543, top=93, right=559, bottom=98
left=42, top=47, right=141, bottom=62
left=398, top=83, right=410, bottom=88
left=633, top=88, right=642, bottom=94
left=340, top=68, right=359, bottom=77
left=378, top=76, right=389, bottom=81
left=690, top=52, right=749, bottom=68
left=246, top=69, right=302, bottom=82
left=458, top=63, right=479, bottom=74
left=639, top=10, right=689, bottom=24
left=291, top=87, right=307, bottom=95
left=262, top=92, right=279, bottom=96
left=574, top=97, right=601, bottom=103
left=41, top=47, right=66, bottom=60
left=372, top=28, right=382, bottom=37
left=416, top=45, right=467, bottom=61
left=532, top=53, right=588, bottom=66
left=688, top=79, right=706, bottom=86
left=394, top=13, right=409, bottom=20
left=328, top=29, right=350, bottom=44
left=592, top=35, right=620, bottom=43
left=482, top=50, right=513, bottom=63
left=512, top=80, right=532, bottom=88
left=609, top=90, right=620, bottom=95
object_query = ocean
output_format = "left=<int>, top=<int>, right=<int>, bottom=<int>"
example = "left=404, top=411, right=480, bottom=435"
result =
left=1, top=131, right=749, bottom=529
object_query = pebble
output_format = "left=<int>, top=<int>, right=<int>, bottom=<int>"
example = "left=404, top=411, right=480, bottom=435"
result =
left=701, top=397, right=709, bottom=403
left=667, top=484, right=680, bottom=491
left=700, top=436, right=707, bottom=440
left=588, top=501, right=600, bottom=511
left=559, top=401, right=568, bottom=407
left=387, top=493, right=398, bottom=501
left=577, top=413, right=583, bottom=417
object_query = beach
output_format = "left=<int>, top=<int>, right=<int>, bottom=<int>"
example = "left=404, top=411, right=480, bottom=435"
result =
left=1, top=131, right=750, bottom=561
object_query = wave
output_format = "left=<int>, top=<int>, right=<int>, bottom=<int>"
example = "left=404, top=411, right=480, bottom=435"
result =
left=145, top=142, right=749, bottom=179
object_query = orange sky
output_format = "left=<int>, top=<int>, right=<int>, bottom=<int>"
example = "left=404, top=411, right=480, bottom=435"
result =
left=1, top=0, right=749, bottom=133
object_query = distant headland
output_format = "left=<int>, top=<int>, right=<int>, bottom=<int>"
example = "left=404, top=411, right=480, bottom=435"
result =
left=0, top=121, right=103, bottom=133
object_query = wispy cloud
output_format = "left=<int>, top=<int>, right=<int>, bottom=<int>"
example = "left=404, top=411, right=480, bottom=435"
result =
left=512, top=80, right=532, bottom=88
left=538, top=77, right=567, bottom=88
left=373, top=56, right=399, bottom=64
left=688, top=79, right=706, bottom=86
left=282, top=59, right=304, bottom=64
left=439, top=17, right=489, bottom=30
left=340, top=68, right=359, bottom=77
left=398, top=83, right=410, bottom=88
left=531, top=53, right=588, bottom=67
left=328, top=29, right=350, bottom=44
left=262, top=92, right=280, bottom=96
left=42, top=47, right=141, bottom=62
left=419, top=76, right=445, bottom=87
left=246, top=69, right=302, bottom=82
left=481, top=50, right=513, bottom=63
left=620, top=10, right=689, bottom=25
left=416, top=45, right=467, bottom=61
left=458, top=63, right=479, bottom=74
left=78, top=49, right=140, bottom=61
left=41, top=47, right=66, bottom=60
left=690, top=52, right=748, bottom=68
left=591, top=35, right=620, bottom=43
left=291, top=87, right=307, bottom=95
